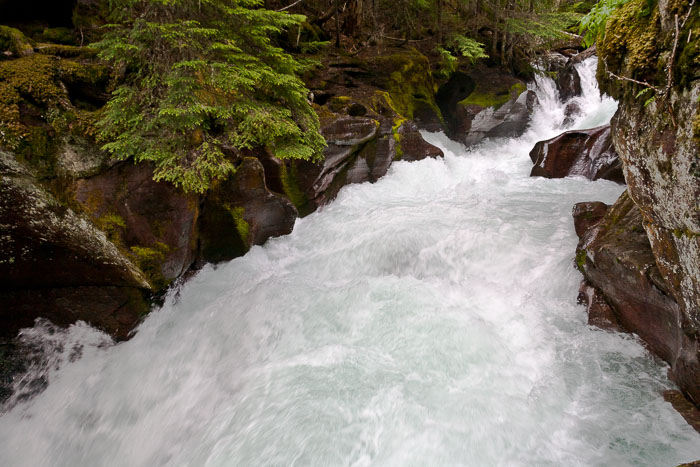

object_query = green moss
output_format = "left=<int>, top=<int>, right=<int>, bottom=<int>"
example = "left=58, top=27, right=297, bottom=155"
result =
left=0, top=54, right=64, bottom=155
left=0, top=54, right=105, bottom=174
left=672, top=228, right=700, bottom=239
left=0, top=26, right=34, bottom=57
left=675, top=3, right=700, bottom=88
left=576, top=249, right=588, bottom=270
left=96, top=212, right=126, bottom=244
left=130, top=241, right=170, bottom=288
left=280, top=162, right=313, bottom=217
left=597, top=0, right=661, bottom=97
left=370, top=50, right=443, bottom=122
left=392, top=118, right=406, bottom=159
left=459, top=82, right=527, bottom=109
left=35, top=44, right=98, bottom=58
left=328, top=96, right=351, bottom=113
left=224, top=204, right=250, bottom=243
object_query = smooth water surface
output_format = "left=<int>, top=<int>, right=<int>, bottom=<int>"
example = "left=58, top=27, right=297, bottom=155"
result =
left=1, top=59, right=699, bottom=466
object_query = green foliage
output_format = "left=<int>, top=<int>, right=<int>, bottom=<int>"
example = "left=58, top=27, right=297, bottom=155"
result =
left=506, top=11, right=583, bottom=40
left=95, top=0, right=326, bottom=193
left=446, top=34, right=489, bottom=63
left=436, top=34, right=488, bottom=78
left=578, top=0, right=633, bottom=47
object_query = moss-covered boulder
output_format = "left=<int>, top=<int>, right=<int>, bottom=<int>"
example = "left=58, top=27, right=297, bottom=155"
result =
left=437, top=68, right=537, bottom=147
left=0, top=26, right=34, bottom=58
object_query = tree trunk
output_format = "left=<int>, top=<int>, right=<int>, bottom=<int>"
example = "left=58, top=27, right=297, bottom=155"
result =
left=436, top=0, right=443, bottom=43
left=334, top=0, right=341, bottom=47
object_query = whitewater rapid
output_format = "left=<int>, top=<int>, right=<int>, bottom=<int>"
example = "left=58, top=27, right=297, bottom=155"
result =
left=1, top=59, right=699, bottom=466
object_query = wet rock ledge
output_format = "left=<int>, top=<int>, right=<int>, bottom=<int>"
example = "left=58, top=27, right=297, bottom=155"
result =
left=573, top=0, right=700, bottom=418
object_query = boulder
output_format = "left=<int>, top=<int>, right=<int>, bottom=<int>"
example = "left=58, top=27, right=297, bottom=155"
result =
left=396, top=120, right=444, bottom=162
left=74, top=162, right=199, bottom=287
left=555, top=61, right=582, bottom=102
left=437, top=69, right=537, bottom=147
left=0, top=150, right=151, bottom=340
left=529, top=124, right=624, bottom=182
left=664, top=390, right=700, bottom=434
left=575, top=190, right=700, bottom=406
left=281, top=115, right=443, bottom=214
left=562, top=102, right=582, bottom=127
left=541, top=50, right=584, bottom=102
left=198, top=158, right=297, bottom=263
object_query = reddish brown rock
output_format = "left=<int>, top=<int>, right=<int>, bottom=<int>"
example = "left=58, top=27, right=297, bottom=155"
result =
left=530, top=124, right=624, bottom=182
left=0, top=151, right=151, bottom=340
left=572, top=201, right=609, bottom=238
left=282, top=115, right=443, bottom=214
left=664, top=390, right=700, bottom=434
left=198, top=157, right=297, bottom=263
left=577, top=281, right=621, bottom=331
left=575, top=191, right=700, bottom=405
left=555, top=61, right=582, bottom=102
left=74, top=161, right=199, bottom=285
left=397, top=121, right=444, bottom=162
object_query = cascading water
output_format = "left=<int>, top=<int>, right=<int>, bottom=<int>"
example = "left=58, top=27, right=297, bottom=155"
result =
left=1, top=59, right=699, bottom=466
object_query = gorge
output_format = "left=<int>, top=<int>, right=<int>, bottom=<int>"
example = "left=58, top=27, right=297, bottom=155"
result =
left=2, top=0, right=700, bottom=464
left=1, top=56, right=700, bottom=465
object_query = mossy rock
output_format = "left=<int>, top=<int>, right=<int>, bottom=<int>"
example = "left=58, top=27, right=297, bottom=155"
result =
left=0, top=26, right=34, bottom=58
left=0, top=53, right=107, bottom=175
left=34, top=28, right=76, bottom=46
left=280, top=161, right=313, bottom=216
left=365, top=49, right=443, bottom=123
left=459, top=82, right=527, bottom=110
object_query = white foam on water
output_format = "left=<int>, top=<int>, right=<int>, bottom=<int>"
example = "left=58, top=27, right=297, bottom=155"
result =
left=1, top=59, right=699, bottom=466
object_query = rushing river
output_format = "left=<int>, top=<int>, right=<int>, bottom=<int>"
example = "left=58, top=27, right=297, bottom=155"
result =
left=2, top=59, right=700, bottom=466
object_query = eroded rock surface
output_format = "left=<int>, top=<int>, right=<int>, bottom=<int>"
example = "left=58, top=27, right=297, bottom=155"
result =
left=75, top=162, right=199, bottom=286
left=198, top=157, right=297, bottom=263
left=281, top=108, right=443, bottom=213
left=594, top=0, right=700, bottom=407
left=0, top=151, right=151, bottom=340
left=575, top=191, right=700, bottom=406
